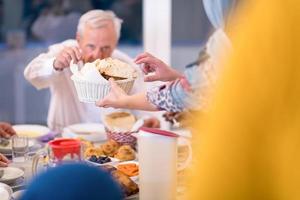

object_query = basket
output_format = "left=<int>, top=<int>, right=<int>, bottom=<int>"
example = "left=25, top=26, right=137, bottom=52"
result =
left=71, top=76, right=135, bottom=103
left=105, top=127, right=137, bottom=148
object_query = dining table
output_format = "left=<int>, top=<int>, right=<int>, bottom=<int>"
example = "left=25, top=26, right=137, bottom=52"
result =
left=1, top=126, right=191, bottom=200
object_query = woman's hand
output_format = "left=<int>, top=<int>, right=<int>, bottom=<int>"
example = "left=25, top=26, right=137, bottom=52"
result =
left=143, top=117, right=161, bottom=128
left=0, top=122, right=16, bottom=138
left=96, top=79, right=129, bottom=109
left=96, top=79, right=158, bottom=111
left=135, top=52, right=183, bottom=82
left=0, top=153, right=9, bottom=167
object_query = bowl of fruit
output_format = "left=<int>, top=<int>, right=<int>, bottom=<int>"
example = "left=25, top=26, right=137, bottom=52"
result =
left=86, top=155, right=119, bottom=166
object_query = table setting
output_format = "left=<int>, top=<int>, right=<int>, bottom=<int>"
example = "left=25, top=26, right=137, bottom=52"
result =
left=0, top=110, right=192, bottom=200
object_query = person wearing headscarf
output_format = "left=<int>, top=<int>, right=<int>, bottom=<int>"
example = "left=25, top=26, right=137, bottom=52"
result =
left=189, top=0, right=300, bottom=199
left=96, top=0, right=237, bottom=113
left=20, top=164, right=123, bottom=200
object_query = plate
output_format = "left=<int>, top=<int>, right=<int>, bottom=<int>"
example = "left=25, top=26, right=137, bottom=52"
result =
left=13, top=124, right=50, bottom=139
left=115, top=161, right=139, bottom=182
left=62, top=123, right=107, bottom=142
left=85, top=157, right=119, bottom=166
left=125, top=193, right=138, bottom=200
left=12, top=189, right=25, bottom=200
left=0, top=140, right=35, bottom=154
left=0, top=167, right=24, bottom=185
left=0, top=183, right=13, bottom=200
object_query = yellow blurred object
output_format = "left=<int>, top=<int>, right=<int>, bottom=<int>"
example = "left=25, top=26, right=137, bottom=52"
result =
left=190, top=0, right=300, bottom=200
left=17, top=131, right=41, bottom=138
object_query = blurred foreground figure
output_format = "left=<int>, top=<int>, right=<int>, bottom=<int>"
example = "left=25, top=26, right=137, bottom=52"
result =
left=21, top=164, right=123, bottom=200
left=190, top=0, right=300, bottom=199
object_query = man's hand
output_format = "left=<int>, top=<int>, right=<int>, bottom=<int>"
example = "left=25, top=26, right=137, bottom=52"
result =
left=142, top=117, right=161, bottom=128
left=53, top=46, right=82, bottom=71
left=96, top=79, right=129, bottom=109
left=135, top=52, right=183, bottom=82
left=0, top=122, right=16, bottom=138
left=0, top=153, right=9, bottom=167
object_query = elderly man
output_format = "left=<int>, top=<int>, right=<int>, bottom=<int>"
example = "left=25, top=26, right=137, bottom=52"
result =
left=24, top=10, right=159, bottom=132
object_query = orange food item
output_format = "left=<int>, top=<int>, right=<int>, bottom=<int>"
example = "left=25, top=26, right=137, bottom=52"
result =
left=117, top=163, right=139, bottom=177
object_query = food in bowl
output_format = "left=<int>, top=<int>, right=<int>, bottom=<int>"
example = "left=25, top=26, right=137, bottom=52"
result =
left=84, top=146, right=104, bottom=158
left=71, top=58, right=137, bottom=102
left=96, top=58, right=137, bottom=80
left=88, top=155, right=112, bottom=164
left=100, top=165, right=139, bottom=197
left=101, top=139, right=120, bottom=157
left=104, top=112, right=136, bottom=132
left=114, top=145, right=136, bottom=161
left=16, top=131, right=41, bottom=138
left=116, top=162, right=139, bottom=177
left=104, top=112, right=138, bottom=147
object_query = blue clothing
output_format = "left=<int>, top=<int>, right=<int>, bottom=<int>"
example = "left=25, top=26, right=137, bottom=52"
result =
left=20, top=163, right=123, bottom=200
left=203, top=0, right=238, bottom=29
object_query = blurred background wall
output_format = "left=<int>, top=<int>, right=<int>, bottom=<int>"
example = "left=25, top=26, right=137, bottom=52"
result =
left=0, top=0, right=212, bottom=124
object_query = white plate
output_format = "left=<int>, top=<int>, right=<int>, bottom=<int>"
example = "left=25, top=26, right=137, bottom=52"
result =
left=12, top=189, right=25, bottom=200
left=115, top=161, right=139, bottom=182
left=0, top=183, right=13, bottom=200
left=0, top=140, right=35, bottom=154
left=125, top=193, right=138, bottom=200
left=0, top=167, right=24, bottom=185
left=62, top=123, right=107, bottom=142
left=13, top=124, right=50, bottom=139
left=85, top=157, right=119, bottom=166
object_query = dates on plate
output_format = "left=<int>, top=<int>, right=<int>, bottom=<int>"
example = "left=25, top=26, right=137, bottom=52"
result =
left=89, top=155, right=112, bottom=164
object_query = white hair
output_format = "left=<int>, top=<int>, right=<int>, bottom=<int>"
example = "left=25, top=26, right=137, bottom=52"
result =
left=77, top=10, right=123, bottom=39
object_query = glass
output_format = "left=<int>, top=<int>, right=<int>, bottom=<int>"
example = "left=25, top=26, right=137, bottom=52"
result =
left=12, top=136, right=29, bottom=163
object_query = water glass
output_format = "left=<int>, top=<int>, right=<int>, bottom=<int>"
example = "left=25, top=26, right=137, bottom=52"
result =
left=12, top=136, right=29, bottom=163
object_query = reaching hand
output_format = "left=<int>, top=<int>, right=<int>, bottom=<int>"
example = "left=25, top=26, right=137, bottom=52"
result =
left=0, top=122, right=16, bottom=138
left=142, top=117, right=161, bottom=128
left=53, top=46, right=82, bottom=71
left=0, top=153, right=9, bottom=167
left=96, top=79, right=128, bottom=109
left=135, top=52, right=183, bottom=82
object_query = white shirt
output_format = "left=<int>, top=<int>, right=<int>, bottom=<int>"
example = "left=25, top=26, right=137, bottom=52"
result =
left=24, top=39, right=155, bottom=132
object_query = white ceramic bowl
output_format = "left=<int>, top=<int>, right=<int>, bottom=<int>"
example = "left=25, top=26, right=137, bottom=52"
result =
left=0, top=183, right=13, bottom=200
left=0, top=167, right=24, bottom=185
left=62, top=123, right=107, bottom=142
left=12, top=124, right=50, bottom=139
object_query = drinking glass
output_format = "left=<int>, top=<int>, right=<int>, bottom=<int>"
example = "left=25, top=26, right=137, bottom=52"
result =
left=12, top=136, right=29, bottom=163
